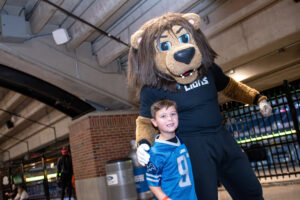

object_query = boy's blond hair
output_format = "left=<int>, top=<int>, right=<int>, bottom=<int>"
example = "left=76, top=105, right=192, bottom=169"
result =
left=150, top=99, right=178, bottom=119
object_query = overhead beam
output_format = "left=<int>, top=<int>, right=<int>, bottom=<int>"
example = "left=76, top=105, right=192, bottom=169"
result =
left=228, top=42, right=300, bottom=82
left=0, top=0, right=7, bottom=10
left=0, top=102, right=52, bottom=144
left=0, top=101, right=49, bottom=143
left=203, top=0, right=277, bottom=39
left=29, top=0, right=64, bottom=34
left=48, top=0, right=81, bottom=25
left=208, top=0, right=300, bottom=71
left=0, top=87, right=8, bottom=99
left=0, top=91, right=27, bottom=127
left=1, top=111, right=69, bottom=161
left=0, top=64, right=95, bottom=119
left=66, top=0, right=127, bottom=50
left=61, top=0, right=95, bottom=29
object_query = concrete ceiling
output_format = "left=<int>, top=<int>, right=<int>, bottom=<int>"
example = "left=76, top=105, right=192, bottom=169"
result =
left=0, top=0, right=299, bottom=162
left=0, top=0, right=228, bottom=111
left=0, top=86, right=70, bottom=162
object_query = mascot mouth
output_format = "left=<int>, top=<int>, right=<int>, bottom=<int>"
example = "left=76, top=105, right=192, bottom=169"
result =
left=179, top=69, right=196, bottom=79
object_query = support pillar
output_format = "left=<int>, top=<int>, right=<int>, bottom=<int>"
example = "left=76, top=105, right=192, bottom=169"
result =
left=69, top=111, right=138, bottom=200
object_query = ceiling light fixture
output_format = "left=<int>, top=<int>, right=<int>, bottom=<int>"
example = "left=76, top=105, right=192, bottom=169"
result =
left=229, top=69, right=235, bottom=74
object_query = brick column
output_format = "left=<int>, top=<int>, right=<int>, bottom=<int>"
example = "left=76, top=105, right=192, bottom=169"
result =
left=69, top=111, right=138, bottom=200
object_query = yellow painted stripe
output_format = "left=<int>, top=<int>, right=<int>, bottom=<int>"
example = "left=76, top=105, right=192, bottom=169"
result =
left=237, top=130, right=296, bottom=144
left=25, top=173, right=57, bottom=182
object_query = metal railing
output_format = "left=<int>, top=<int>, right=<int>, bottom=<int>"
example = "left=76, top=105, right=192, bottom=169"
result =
left=220, top=79, right=300, bottom=180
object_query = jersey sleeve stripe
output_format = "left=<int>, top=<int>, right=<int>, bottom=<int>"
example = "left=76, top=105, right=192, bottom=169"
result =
left=146, top=173, right=161, bottom=178
left=146, top=177, right=160, bottom=182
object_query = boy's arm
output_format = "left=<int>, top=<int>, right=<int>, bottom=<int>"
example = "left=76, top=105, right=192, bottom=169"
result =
left=146, top=154, right=169, bottom=199
left=149, top=186, right=171, bottom=200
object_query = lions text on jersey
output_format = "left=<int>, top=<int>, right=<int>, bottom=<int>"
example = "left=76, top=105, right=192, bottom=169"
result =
left=146, top=136, right=197, bottom=200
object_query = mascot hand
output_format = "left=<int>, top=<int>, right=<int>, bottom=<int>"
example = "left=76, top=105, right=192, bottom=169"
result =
left=137, top=143, right=150, bottom=166
left=259, top=99, right=272, bottom=117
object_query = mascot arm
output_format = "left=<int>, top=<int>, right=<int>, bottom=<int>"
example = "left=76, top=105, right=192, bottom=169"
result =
left=136, top=116, right=157, bottom=147
left=212, top=64, right=267, bottom=105
left=222, top=78, right=267, bottom=105
left=136, top=86, right=159, bottom=147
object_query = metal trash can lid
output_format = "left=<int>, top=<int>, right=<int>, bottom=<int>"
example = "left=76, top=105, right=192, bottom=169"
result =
left=106, top=158, right=133, bottom=172
left=106, top=157, right=131, bottom=164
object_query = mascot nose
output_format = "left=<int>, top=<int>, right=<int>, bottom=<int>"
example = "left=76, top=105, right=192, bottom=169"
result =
left=174, top=47, right=195, bottom=64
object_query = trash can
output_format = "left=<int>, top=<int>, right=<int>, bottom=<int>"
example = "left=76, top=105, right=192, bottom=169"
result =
left=106, top=158, right=138, bottom=200
left=128, top=140, right=153, bottom=199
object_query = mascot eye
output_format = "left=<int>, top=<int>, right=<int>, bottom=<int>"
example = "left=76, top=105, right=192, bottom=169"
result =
left=159, top=41, right=171, bottom=51
left=179, top=33, right=190, bottom=43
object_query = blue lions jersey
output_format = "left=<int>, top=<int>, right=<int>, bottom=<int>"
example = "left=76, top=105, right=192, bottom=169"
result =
left=146, top=136, right=198, bottom=200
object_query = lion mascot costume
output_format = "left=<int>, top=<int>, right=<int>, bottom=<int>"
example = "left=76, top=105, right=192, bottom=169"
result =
left=127, top=13, right=271, bottom=200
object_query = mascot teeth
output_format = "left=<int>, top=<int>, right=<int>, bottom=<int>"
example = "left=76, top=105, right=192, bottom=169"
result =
left=180, top=69, right=196, bottom=78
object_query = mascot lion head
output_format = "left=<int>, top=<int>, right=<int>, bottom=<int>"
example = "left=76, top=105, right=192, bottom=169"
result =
left=128, top=13, right=217, bottom=92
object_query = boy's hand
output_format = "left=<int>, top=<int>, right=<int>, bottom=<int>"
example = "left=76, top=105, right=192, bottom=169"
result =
left=137, top=143, right=150, bottom=166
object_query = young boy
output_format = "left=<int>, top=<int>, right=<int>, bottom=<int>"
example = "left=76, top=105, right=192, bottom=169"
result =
left=146, top=99, right=197, bottom=200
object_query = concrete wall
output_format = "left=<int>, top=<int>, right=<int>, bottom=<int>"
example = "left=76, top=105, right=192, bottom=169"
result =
left=75, top=177, right=108, bottom=200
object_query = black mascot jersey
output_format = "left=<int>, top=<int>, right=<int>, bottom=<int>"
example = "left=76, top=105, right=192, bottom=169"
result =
left=139, top=64, right=230, bottom=134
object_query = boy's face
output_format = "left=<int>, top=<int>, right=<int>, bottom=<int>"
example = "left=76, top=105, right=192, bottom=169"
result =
left=151, top=106, right=178, bottom=135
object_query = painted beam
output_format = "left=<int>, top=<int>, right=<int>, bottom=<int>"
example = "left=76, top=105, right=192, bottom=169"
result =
left=60, top=0, right=95, bottom=29
left=1, top=111, right=69, bottom=161
left=0, top=0, right=7, bottom=10
left=48, top=0, right=81, bottom=25
left=0, top=92, right=27, bottom=127
left=208, top=0, right=300, bottom=71
left=0, top=108, right=64, bottom=148
left=29, top=0, right=64, bottom=34
left=203, top=0, right=278, bottom=39
left=66, top=0, right=127, bottom=50
left=0, top=101, right=47, bottom=143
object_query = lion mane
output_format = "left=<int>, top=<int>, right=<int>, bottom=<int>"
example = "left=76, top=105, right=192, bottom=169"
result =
left=127, top=13, right=217, bottom=93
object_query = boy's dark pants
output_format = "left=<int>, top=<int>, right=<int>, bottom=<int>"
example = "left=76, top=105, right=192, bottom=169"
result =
left=179, top=126, right=263, bottom=200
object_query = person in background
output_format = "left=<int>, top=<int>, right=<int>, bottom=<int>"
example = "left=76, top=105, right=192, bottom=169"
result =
left=14, top=185, right=29, bottom=200
left=5, top=183, right=17, bottom=200
left=57, top=146, right=73, bottom=200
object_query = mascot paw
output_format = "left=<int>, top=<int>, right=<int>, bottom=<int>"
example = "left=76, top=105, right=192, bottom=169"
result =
left=259, top=99, right=272, bottom=117
left=137, top=143, right=150, bottom=166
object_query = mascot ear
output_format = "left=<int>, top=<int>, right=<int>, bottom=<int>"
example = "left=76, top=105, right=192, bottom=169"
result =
left=131, top=30, right=144, bottom=49
left=182, top=13, right=201, bottom=30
